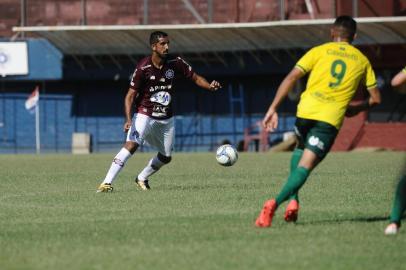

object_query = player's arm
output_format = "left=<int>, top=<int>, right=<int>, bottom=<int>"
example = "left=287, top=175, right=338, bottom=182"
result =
left=391, top=69, right=406, bottom=87
left=262, top=67, right=304, bottom=132
left=346, top=61, right=381, bottom=117
left=345, top=87, right=381, bottom=117
left=191, top=73, right=221, bottom=91
left=123, top=88, right=137, bottom=132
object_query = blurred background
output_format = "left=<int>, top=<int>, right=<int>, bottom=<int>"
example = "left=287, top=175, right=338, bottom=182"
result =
left=0, top=0, right=405, bottom=153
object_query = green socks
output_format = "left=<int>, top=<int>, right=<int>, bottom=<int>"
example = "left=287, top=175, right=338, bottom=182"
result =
left=389, top=174, right=406, bottom=225
left=276, top=166, right=310, bottom=206
left=289, top=148, right=303, bottom=202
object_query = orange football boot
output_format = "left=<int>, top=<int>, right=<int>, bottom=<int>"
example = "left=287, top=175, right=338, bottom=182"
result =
left=284, top=199, right=299, bottom=222
left=255, top=199, right=277, bottom=227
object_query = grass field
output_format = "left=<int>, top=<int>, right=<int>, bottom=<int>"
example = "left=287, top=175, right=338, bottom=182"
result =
left=0, top=151, right=405, bottom=270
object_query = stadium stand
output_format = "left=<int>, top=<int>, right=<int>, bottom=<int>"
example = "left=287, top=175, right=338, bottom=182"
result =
left=1, top=0, right=406, bottom=153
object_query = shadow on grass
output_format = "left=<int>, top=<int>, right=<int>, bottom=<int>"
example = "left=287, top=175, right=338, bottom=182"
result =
left=296, top=215, right=405, bottom=226
left=159, top=183, right=259, bottom=191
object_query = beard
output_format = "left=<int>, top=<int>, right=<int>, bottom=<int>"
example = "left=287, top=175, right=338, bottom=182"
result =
left=159, top=51, right=169, bottom=59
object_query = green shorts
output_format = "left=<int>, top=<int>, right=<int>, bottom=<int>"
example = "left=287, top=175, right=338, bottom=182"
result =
left=294, top=117, right=339, bottom=160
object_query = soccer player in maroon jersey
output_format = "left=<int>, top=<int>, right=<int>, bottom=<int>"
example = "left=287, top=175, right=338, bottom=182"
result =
left=97, top=31, right=221, bottom=192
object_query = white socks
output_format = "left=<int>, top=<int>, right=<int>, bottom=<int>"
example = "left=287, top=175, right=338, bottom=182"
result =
left=137, top=156, right=165, bottom=181
left=103, top=148, right=132, bottom=184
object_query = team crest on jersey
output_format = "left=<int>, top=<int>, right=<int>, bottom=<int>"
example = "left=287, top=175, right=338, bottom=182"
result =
left=165, top=69, right=174, bottom=79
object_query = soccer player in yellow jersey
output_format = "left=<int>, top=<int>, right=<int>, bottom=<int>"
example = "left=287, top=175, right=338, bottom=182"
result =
left=255, top=15, right=381, bottom=227
left=385, top=66, right=406, bottom=235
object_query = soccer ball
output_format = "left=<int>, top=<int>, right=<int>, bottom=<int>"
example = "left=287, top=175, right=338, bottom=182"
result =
left=216, top=144, right=238, bottom=166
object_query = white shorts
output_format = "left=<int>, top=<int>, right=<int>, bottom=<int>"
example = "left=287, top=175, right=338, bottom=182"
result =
left=126, top=113, right=174, bottom=156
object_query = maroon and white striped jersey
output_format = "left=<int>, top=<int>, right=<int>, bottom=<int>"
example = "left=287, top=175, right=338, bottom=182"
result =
left=129, top=55, right=195, bottom=119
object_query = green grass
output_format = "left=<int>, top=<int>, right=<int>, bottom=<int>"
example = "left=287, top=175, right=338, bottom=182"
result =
left=0, top=151, right=405, bottom=270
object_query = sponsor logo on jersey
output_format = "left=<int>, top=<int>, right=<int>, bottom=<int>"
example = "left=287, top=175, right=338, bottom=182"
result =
left=165, top=69, right=174, bottom=79
left=152, top=112, right=167, bottom=117
left=153, top=104, right=169, bottom=114
left=152, top=104, right=168, bottom=117
left=150, top=91, right=171, bottom=106
left=160, top=78, right=166, bottom=82
left=149, top=85, right=172, bottom=92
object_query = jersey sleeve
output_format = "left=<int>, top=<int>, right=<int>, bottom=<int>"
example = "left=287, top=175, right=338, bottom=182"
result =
left=295, top=47, right=318, bottom=74
left=129, top=67, right=145, bottom=91
left=364, top=60, right=377, bottom=90
left=175, top=57, right=195, bottom=79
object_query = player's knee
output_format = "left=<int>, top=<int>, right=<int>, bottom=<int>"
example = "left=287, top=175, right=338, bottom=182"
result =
left=157, top=152, right=172, bottom=164
left=124, top=141, right=139, bottom=154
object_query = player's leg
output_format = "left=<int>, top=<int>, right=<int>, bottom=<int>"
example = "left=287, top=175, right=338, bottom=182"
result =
left=256, top=119, right=337, bottom=227
left=283, top=128, right=304, bottom=222
left=282, top=120, right=337, bottom=222
left=276, top=149, right=318, bottom=205
left=136, top=152, right=171, bottom=190
left=284, top=147, right=303, bottom=222
left=289, top=148, right=303, bottom=200
left=281, top=121, right=338, bottom=203
left=136, top=117, right=174, bottom=190
left=385, top=173, right=406, bottom=235
left=97, top=114, right=148, bottom=192
left=97, top=143, right=137, bottom=193
left=256, top=149, right=317, bottom=227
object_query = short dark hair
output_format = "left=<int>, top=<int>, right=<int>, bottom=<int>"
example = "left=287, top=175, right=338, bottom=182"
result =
left=149, top=31, right=168, bottom=45
left=334, top=15, right=357, bottom=39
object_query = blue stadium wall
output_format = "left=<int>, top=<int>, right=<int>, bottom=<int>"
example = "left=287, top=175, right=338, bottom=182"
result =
left=0, top=77, right=298, bottom=153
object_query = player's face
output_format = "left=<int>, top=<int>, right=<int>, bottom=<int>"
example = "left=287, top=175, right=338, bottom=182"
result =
left=152, top=37, right=170, bottom=58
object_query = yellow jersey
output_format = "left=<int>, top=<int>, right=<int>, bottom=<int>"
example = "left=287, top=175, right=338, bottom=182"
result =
left=295, top=42, right=377, bottom=129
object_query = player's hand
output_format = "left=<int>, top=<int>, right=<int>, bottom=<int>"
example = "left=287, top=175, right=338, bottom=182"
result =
left=209, top=80, right=222, bottom=91
left=123, top=120, right=132, bottom=133
left=262, top=110, right=278, bottom=132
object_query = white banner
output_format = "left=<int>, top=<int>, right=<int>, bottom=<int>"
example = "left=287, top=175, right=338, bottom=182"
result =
left=0, top=42, right=29, bottom=76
